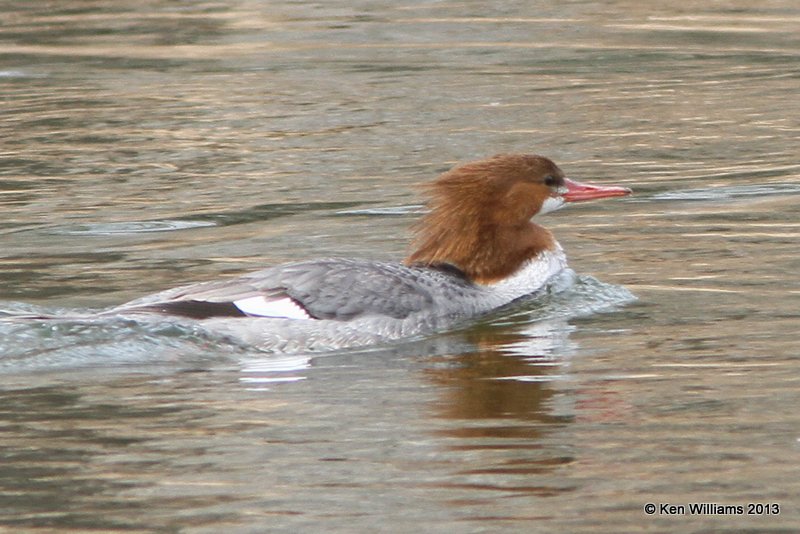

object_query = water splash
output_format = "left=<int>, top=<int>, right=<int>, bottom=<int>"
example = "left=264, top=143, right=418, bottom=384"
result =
left=492, top=271, right=637, bottom=326
left=0, top=309, right=247, bottom=374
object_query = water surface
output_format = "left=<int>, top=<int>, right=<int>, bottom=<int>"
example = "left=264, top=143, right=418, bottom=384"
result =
left=2, top=1, right=799, bottom=531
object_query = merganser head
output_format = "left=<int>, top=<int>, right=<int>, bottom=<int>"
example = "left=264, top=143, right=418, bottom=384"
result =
left=406, top=154, right=631, bottom=284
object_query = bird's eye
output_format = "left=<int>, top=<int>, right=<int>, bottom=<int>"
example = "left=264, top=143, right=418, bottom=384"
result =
left=544, top=175, right=558, bottom=187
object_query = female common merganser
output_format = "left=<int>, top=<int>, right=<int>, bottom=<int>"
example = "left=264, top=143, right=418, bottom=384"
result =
left=106, top=154, right=631, bottom=352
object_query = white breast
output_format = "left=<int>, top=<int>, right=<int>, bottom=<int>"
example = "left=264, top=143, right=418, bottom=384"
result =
left=485, top=247, right=567, bottom=302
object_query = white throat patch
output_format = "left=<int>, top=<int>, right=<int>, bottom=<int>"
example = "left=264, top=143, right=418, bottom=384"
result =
left=538, top=196, right=565, bottom=216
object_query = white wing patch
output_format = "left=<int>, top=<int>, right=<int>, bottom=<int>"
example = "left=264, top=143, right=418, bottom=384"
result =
left=233, top=296, right=312, bottom=320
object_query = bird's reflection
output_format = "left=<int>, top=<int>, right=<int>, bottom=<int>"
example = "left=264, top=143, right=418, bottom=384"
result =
left=426, top=318, right=576, bottom=437
left=419, top=317, right=580, bottom=498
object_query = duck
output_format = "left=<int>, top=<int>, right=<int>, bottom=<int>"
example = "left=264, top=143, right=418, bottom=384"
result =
left=94, top=154, right=631, bottom=352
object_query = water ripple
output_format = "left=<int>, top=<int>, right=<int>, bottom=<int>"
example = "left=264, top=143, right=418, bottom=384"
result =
left=651, top=183, right=800, bottom=201
left=53, top=220, right=216, bottom=236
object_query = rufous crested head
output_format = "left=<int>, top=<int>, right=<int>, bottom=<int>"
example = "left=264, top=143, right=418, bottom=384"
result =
left=405, top=153, right=630, bottom=284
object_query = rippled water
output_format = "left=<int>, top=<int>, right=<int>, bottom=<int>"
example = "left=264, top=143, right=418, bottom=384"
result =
left=2, top=1, right=799, bottom=531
